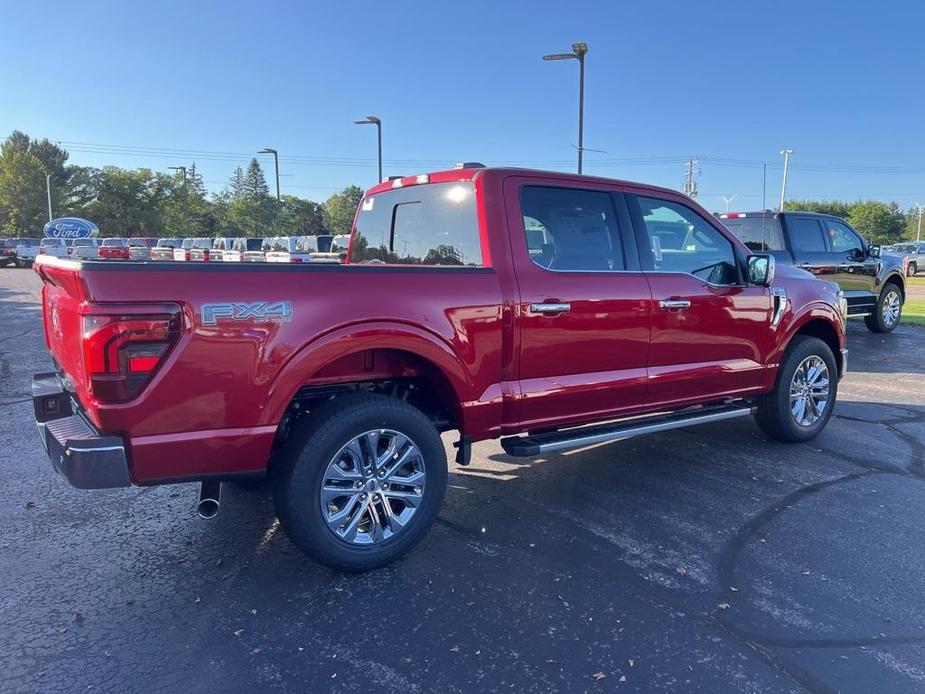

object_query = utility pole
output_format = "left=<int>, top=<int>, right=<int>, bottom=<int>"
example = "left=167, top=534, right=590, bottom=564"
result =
left=779, top=149, right=793, bottom=211
left=682, top=157, right=700, bottom=198
left=913, top=202, right=924, bottom=243
left=721, top=194, right=738, bottom=213
left=45, top=173, right=53, bottom=222
left=168, top=166, right=189, bottom=236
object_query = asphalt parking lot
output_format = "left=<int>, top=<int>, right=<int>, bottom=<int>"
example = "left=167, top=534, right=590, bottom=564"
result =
left=1, top=269, right=923, bottom=693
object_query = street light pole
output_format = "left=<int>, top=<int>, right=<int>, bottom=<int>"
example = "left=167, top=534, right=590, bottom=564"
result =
left=543, top=42, right=588, bottom=174
left=168, top=166, right=189, bottom=236
left=779, top=149, right=793, bottom=211
left=354, top=116, right=382, bottom=182
left=45, top=173, right=53, bottom=222
left=721, top=194, right=738, bottom=213
left=258, top=148, right=280, bottom=201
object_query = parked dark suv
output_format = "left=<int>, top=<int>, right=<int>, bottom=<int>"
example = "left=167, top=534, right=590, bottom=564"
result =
left=720, top=211, right=906, bottom=333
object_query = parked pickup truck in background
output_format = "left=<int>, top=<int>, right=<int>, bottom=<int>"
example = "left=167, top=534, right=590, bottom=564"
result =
left=14, top=238, right=41, bottom=267
left=32, top=167, right=847, bottom=571
left=885, top=241, right=924, bottom=276
left=2, top=238, right=28, bottom=266
left=38, top=238, right=71, bottom=259
left=719, top=211, right=906, bottom=332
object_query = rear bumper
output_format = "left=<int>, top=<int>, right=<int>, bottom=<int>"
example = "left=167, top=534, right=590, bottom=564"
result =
left=32, top=372, right=131, bottom=489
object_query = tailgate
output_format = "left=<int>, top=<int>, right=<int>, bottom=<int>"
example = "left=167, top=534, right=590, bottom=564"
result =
left=35, top=258, right=88, bottom=393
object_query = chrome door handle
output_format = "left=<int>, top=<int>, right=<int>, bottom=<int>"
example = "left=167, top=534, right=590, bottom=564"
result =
left=659, top=299, right=691, bottom=310
left=529, top=302, right=571, bottom=315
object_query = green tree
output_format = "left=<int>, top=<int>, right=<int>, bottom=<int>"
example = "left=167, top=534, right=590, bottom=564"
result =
left=223, top=158, right=274, bottom=235
left=783, top=200, right=852, bottom=218
left=847, top=201, right=905, bottom=244
left=226, top=166, right=246, bottom=201
left=0, top=131, right=72, bottom=235
left=323, top=185, right=364, bottom=236
left=0, top=145, right=46, bottom=235
left=243, top=158, right=269, bottom=198
left=85, top=166, right=166, bottom=236
left=281, top=195, right=326, bottom=235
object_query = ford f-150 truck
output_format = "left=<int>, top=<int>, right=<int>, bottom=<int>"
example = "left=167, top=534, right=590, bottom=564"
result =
left=718, top=211, right=905, bottom=332
left=32, top=167, right=847, bottom=571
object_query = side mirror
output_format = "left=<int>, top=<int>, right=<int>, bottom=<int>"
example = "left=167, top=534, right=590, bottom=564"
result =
left=867, top=244, right=881, bottom=258
left=747, top=254, right=775, bottom=286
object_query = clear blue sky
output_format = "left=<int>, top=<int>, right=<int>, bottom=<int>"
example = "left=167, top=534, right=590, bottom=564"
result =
left=2, top=0, right=924, bottom=211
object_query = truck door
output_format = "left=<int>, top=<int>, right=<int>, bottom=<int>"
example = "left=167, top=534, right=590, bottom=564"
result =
left=626, top=192, right=774, bottom=407
left=782, top=216, right=838, bottom=279
left=818, top=217, right=879, bottom=313
left=503, top=176, right=652, bottom=432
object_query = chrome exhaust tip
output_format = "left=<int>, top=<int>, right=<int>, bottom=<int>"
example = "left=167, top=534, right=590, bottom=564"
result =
left=197, top=480, right=221, bottom=519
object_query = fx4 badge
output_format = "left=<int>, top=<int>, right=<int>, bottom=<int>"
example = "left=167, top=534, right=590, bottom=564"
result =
left=201, top=301, right=293, bottom=326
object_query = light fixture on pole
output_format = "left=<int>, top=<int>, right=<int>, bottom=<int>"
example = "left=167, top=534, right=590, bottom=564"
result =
left=258, top=148, right=281, bottom=201
left=543, top=42, right=589, bottom=174
left=778, top=149, right=793, bottom=211
left=721, top=194, right=738, bottom=213
left=168, top=166, right=189, bottom=236
left=354, top=116, right=382, bottom=182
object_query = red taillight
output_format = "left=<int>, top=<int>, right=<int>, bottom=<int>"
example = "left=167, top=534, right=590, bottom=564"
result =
left=81, top=306, right=182, bottom=403
left=289, top=257, right=303, bottom=263
left=722, top=213, right=746, bottom=219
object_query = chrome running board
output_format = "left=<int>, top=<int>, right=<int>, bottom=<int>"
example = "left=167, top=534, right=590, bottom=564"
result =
left=500, top=403, right=754, bottom=457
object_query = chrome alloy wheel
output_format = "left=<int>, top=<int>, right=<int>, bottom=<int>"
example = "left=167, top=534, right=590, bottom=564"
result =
left=789, top=356, right=830, bottom=427
left=882, top=290, right=901, bottom=327
left=320, top=429, right=426, bottom=545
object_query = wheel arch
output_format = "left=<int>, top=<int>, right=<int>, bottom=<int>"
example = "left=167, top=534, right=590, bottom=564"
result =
left=776, top=306, right=845, bottom=378
left=882, top=271, right=905, bottom=300
left=260, top=321, right=473, bottom=431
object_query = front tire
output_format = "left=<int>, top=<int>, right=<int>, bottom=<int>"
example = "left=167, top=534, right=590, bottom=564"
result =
left=864, top=284, right=902, bottom=333
left=273, top=394, right=447, bottom=572
left=755, top=336, right=837, bottom=443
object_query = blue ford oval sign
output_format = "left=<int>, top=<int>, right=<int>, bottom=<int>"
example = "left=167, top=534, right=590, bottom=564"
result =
left=43, top=217, right=99, bottom=239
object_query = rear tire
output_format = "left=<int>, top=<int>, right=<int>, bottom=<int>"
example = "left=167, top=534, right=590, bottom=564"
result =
left=864, top=283, right=902, bottom=333
left=273, top=394, right=447, bottom=572
left=908, top=262, right=917, bottom=277
left=755, top=336, right=837, bottom=443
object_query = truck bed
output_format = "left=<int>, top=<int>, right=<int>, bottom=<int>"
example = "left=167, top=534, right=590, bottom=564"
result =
left=34, top=256, right=504, bottom=483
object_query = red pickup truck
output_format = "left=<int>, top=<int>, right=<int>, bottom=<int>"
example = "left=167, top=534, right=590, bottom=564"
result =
left=32, top=167, right=847, bottom=571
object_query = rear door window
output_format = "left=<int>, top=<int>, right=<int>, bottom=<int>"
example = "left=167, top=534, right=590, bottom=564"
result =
left=787, top=218, right=827, bottom=253
left=350, top=182, right=482, bottom=266
left=519, top=186, right=625, bottom=271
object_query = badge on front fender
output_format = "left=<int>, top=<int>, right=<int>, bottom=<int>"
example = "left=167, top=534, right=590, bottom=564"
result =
left=200, top=301, right=293, bottom=326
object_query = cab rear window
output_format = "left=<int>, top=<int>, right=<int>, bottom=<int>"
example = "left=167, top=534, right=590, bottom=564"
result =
left=720, top=216, right=785, bottom=251
left=349, top=182, right=482, bottom=266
